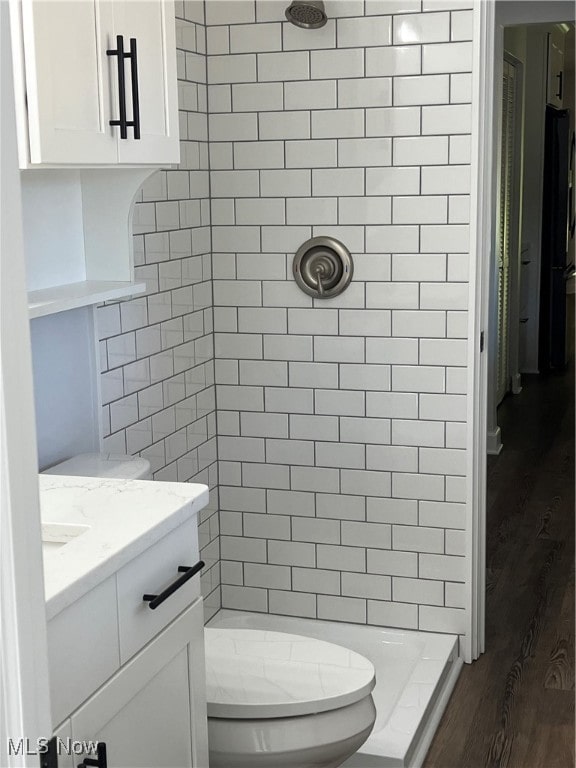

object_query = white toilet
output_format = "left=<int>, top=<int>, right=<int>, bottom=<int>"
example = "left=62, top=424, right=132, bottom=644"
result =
left=42, top=451, right=152, bottom=480
left=43, top=454, right=376, bottom=766
left=205, top=627, right=376, bottom=768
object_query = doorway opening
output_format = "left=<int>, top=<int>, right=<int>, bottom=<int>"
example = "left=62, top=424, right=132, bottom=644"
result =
left=481, top=9, right=574, bottom=764
left=426, top=5, right=575, bottom=762
left=485, top=7, right=575, bottom=730
left=488, top=20, right=575, bottom=452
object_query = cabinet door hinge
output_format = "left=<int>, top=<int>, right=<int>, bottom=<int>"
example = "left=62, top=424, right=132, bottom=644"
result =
left=480, top=331, right=485, bottom=352
left=39, top=737, right=58, bottom=768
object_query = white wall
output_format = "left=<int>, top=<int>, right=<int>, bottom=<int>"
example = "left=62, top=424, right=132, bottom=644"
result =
left=32, top=308, right=101, bottom=469
left=1, top=0, right=52, bottom=750
left=496, top=1, right=574, bottom=27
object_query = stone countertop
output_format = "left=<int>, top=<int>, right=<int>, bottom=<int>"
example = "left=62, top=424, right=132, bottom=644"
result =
left=39, top=475, right=209, bottom=620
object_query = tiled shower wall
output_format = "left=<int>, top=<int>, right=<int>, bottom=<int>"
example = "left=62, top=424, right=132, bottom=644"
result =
left=97, top=0, right=476, bottom=636
left=96, top=1, right=222, bottom=619
left=209, top=0, right=473, bottom=634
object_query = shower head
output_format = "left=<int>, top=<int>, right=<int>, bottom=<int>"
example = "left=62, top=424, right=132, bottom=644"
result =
left=285, top=0, right=327, bottom=29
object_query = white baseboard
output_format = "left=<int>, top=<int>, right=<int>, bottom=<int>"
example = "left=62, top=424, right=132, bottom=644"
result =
left=487, top=426, right=503, bottom=455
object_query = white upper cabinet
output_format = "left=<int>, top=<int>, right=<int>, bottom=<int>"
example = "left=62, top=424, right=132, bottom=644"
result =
left=14, top=0, right=179, bottom=167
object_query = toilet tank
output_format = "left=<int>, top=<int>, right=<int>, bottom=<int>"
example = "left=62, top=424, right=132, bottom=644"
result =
left=42, top=452, right=152, bottom=480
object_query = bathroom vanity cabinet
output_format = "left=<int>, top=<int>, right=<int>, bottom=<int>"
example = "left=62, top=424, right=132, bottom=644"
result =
left=58, top=600, right=207, bottom=768
left=43, top=484, right=210, bottom=768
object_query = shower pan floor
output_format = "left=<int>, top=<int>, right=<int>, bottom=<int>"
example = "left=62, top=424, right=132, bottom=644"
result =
left=208, top=610, right=462, bottom=768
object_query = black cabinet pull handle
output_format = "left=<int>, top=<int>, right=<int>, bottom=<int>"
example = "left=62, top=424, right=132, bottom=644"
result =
left=107, top=35, right=140, bottom=139
left=128, top=37, right=141, bottom=140
left=143, top=561, right=204, bottom=610
left=556, top=71, right=563, bottom=100
left=107, top=35, right=128, bottom=139
left=40, top=737, right=58, bottom=768
left=78, top=742, right=107, bottom=768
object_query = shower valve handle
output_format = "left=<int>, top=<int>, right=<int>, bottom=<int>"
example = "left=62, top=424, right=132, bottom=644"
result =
left=313, top=265, right=326, bottom=295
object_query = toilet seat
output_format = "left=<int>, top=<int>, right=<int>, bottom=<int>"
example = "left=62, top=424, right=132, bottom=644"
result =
left=205, top=628, right=376, bottom=720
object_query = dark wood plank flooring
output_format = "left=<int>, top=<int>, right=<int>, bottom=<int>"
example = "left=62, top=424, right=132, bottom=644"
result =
left=424, top=352, right=575, bottom=767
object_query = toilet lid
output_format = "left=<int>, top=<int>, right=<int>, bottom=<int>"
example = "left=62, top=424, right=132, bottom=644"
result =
left=205, top=628, right=376, bottom=719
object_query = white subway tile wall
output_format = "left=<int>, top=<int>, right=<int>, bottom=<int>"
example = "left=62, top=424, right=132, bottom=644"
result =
left=97, top=0, right=473, bottom=636
left=209, top=0, right=471, bottom=634
left=97, top=1, right=221, bottom=621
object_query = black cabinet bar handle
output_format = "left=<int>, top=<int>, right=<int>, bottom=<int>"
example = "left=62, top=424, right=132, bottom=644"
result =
left=40, top=737, right=58, bottom=768
left=107, top=35, right=128, bottom=139
left=107, top=35, right=140, bottom=139
left=78, top=742, right=107, bottom=768
left=556, top=71, right=563, bottom=100
left=128, top=38, right=141, bottom=140
left=143, top=561, right=204, bottom=610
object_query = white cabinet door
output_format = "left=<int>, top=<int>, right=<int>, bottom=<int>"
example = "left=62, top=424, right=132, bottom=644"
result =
left=547, top=27, right=565, bottom=108
left=112, top=0, right=180, bottom=165
left=70, top=598, right=208, bottom=768
left=21, top=0, right=117, bottom=164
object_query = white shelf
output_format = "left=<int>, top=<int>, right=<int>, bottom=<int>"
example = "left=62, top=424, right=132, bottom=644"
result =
left=28, top=280, right=146, bottom=319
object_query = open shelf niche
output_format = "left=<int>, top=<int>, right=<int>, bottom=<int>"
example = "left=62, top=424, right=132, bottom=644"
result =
left=22, top=167, right=154, bottom=317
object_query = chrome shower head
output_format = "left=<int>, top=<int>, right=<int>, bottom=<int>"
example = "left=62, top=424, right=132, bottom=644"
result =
left=285, top=0, right=327, bottom=29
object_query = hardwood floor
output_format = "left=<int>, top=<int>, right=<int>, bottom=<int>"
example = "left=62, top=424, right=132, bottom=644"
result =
left=424, top=360, right=575, bottom=768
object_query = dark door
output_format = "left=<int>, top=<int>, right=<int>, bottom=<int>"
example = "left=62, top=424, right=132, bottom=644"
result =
left=539, top=106, right=570, bottom=370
